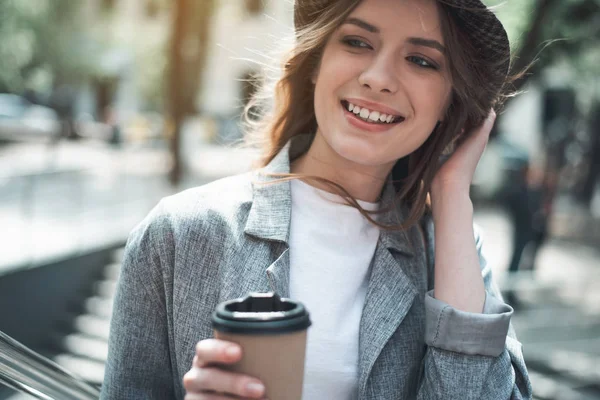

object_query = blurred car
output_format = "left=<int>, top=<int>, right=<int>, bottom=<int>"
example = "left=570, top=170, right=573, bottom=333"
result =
left=0, top=94, right=61, bottom=143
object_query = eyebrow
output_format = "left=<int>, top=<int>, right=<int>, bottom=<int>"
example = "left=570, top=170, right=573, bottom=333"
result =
left=342, top=17, right=446, bottom=54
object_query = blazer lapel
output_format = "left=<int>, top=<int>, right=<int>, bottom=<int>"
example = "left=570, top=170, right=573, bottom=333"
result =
left=265, top=247, right=291, bottom=297
left=357, top=180, right=421, bottom=397
left=357, top=241, right=418, bottom=396
left=243, top=135, right=314, bottom=299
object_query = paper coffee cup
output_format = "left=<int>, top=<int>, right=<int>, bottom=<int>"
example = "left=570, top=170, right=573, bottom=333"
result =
left=212, top=292, right=311, bottom=400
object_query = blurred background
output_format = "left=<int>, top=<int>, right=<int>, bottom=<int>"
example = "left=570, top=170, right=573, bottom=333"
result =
left=0, top=0, right=598, bottom=399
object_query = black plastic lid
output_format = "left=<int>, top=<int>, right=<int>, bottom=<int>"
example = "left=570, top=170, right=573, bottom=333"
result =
left=212, top=292, right=311, bottom=335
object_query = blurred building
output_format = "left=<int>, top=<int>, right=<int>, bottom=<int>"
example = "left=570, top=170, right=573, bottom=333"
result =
left=73, top=0, right=170, bottom=134
left=198, top=0, right=294, bottom=141
left=69, top=0, right=293, bottom=143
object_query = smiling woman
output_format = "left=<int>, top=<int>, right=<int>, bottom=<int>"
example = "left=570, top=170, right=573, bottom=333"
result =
left=246, top=0, right=513, bottom=229
left=302, top=0, right=452, bottom=198
left=101, top=1, right=532, bottom=399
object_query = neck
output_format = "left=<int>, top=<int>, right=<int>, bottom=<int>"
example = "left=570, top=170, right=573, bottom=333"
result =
left=290, top=131, right=392, bottom=203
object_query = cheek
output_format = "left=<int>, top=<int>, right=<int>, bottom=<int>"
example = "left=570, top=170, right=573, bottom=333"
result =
left=313, top=57, right=349, bottom=121
left=413, top=79, right=452, bottom=120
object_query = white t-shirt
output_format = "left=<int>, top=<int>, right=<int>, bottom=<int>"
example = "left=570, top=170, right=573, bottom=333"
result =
left=289, top=179, right=380, bottom=400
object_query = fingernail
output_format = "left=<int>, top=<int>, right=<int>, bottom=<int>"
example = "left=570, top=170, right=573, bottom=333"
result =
left=246, top=382, right=265, bottom=396
left=226, top=346, right=240, bottom=358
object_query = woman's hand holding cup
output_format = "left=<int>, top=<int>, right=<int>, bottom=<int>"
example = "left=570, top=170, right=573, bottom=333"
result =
left=183, top=338, right=267, bottom=399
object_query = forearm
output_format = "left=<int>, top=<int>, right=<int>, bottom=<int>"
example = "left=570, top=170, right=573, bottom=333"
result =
left=417, top=205, right=532, bottom=399
left=430, top=188, right=485, bottom=313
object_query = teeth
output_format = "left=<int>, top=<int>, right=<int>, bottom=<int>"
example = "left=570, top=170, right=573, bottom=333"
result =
left=344, top=101, right=400, bottom=124
left=368, top=111, right=380, bottom=121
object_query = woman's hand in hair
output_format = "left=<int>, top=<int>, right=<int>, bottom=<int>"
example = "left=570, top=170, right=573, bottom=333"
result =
left=428, top=110, right=496, bottom=314
left=183, top=339, right=267, bottom=400
left=431, top=109, right=496, bottom=197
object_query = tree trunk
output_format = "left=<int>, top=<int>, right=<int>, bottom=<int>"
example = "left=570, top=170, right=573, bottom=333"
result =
left=508, top=0, right=559, bottom=94
left=168, top=0, right=188, bottom=185
left=492, top=0, right=559, bottom=139
left=167, top=0, right=215, bottom=186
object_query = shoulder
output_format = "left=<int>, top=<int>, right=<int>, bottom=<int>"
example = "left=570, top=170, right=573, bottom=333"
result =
left=130, top=171, right=255, bottom=246
left=161, top=171, right=254, bottom=224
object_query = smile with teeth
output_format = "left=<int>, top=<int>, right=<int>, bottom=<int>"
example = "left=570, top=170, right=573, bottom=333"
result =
left=341, top=100, right=404, bottom=124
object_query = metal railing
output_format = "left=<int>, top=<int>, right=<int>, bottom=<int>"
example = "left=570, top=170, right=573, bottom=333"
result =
left=0, top=330, right=100, bottom=400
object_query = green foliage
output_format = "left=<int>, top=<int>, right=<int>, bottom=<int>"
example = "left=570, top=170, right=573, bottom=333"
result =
left=0, top=0, right=97, bottom=94
left=539, top=0, right=600, bottom=77
left=486, top=0, right=600, bottom=76
left=485, top=0, right=536, bottom=53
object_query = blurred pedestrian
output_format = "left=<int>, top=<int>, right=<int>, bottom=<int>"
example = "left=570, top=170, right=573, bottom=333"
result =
left=104, top=106, right=122, bottom=146
left=506, top=163, right=548, bottom=274
left=102, top=0, right=531, bottom=399
left=49, top=84, right=80, bottom=142
left=504, top=161, right=554, bottom=308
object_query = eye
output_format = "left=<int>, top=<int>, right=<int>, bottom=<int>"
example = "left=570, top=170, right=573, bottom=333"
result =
left=342, top=37, right=372, bottom=50
left=407, top=55, right=438, bottom=70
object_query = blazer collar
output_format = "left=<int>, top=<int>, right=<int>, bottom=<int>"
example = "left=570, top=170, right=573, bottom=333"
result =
left=244, top=134, right=415, bottom=257
left=244, top=134, right=311, bottom=243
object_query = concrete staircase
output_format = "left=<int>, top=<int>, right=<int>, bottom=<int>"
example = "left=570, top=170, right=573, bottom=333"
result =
left=47, top=249, right=123, bottom=388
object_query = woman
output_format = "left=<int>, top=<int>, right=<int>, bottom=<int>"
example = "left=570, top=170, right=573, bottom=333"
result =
left=101, top=0, right=532, bottom=398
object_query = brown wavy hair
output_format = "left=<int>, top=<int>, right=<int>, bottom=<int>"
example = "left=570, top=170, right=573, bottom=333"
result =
left=244, top=0, right=515, bottom=230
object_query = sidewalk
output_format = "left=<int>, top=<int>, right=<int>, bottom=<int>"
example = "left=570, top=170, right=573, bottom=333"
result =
left=0, top=140, right=256, bottom=275
left=550, top=194, right=600, bottom=247
left=474, top=207, right=600, bottom=399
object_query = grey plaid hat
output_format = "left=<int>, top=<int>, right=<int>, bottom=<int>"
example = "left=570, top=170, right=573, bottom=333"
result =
left=294, top=0, right=511, bottom=98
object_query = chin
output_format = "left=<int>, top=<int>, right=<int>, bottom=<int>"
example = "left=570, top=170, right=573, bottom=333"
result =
left=330, top=135, right=391, bottom=168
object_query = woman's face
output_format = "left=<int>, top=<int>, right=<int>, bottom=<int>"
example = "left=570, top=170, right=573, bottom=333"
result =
left=312, top=0, right=452, bottom=172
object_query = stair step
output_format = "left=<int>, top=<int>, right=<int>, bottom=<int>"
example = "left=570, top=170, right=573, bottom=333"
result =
left=93, top=279, right=117, bottom=299
left=60, top=333, right=109, bottom=363
left=73, top=314, right=111, bottom=341
left=112, top=248, right=125, bottom=263
left=103, top=262, right=121, bottom=281
left=53, top=353, right=106, bottom=385
left=84, top=296, right=114, bottom=319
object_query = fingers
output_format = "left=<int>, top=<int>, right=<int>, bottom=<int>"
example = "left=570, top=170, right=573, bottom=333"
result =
left=183, top=367, right=266, bottom=399
left=470, top=109, right=496, bottom=141
left=481, top=109, right=496, bottom=137
left=184, top=339, right=266, bottom=399
left=195, top=339, right=242, bottom=367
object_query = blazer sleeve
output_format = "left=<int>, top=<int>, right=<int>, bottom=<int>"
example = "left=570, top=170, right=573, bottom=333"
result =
left=417, top=219, right=533, bottom=400
left=101, top=200, right=177, bottom=399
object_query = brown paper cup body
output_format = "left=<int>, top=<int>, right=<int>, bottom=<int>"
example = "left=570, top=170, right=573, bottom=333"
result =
left=214, top=329, right=307, bottom=400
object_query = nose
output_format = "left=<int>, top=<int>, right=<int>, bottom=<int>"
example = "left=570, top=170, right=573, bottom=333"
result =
left=358, top=52, right=400, bottom=94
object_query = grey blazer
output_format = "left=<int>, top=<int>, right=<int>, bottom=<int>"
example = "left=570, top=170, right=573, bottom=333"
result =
left=102, top=135, right=532, bottom=399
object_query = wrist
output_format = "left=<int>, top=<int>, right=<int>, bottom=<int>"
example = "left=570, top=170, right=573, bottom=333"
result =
left=430, top=187, right=473, bottom=218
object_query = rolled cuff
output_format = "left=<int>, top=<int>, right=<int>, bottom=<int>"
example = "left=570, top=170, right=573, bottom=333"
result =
left=424, top=290, right=513, bottom=357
